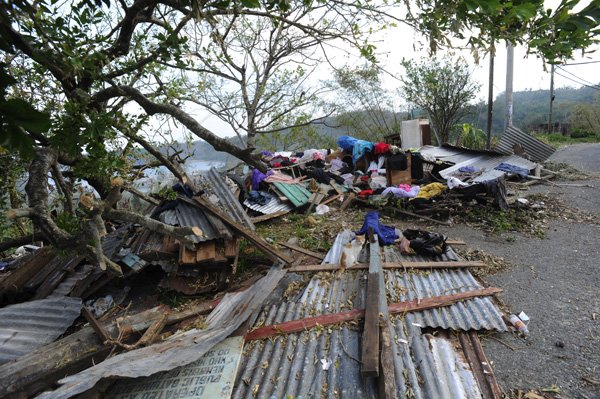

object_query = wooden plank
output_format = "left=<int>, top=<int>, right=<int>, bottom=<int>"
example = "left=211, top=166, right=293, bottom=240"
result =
left=250, top=210, right=290, bottom=224
left=278, top=242, right=325, bottom=261
left=371, top=235, right=396, bottom=395
left=287, top=261, right=486, bottom=273
left=361, top=257, right=381, bottom=377
left=195, top=241, right=216, bottom=263
left=305, top=192, right=324, bottom=215
left=245, top=287, right=502, bottom=341
left=320, top=193, right=343, bottom=206
left=330, top=180, right=343, bottom=195
left=178, top=243, right=198, bottom=265
left=224, top=237, right=238, bottom=258
left=245, top=308, right=366, bottom=341
left=0, top=247, right=54, bottom=303
left=339, top=192, right=355, bottom=211
left=81, top=307, right=112, bottom=344
left=384, top=207, right=450, bottom=226
left=0, top=300, right=220, bottom=398
left=188, top=196, right=293, bottom=265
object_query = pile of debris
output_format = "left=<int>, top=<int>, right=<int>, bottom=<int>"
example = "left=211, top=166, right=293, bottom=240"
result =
left=239, top=126, right=558, bottom=227
left=0, top=126, right=553, bottom=398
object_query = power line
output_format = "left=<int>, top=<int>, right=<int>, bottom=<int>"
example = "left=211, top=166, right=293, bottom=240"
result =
left=562, top=60, right=600, bottom=66
left=554, top=70, right=600, bottom=91
left=556, top=66, right=600, bottom=89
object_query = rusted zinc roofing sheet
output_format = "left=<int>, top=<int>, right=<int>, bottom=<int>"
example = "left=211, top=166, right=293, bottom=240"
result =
left=419, top=145, right=537, bottom=183
left=234, top=270, right=500, bottom=398
left=243, top=196, right=294, bottom=215
left=271, top=182, right=312, bottom=207
left=37, top=266, right=287, bottom=399
left=236, top=318, right=489, bottom=398
left=322, top=231, right=505, bottom=331
left=497, top=126, right=556, bottom=162
left=0, top=296, right=82, bottom=365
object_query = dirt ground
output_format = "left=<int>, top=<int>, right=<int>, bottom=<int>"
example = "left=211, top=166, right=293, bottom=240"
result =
left=437, top=144, right=600, bottom=399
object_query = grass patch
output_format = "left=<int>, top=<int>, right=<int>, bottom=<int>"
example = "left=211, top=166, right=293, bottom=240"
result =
left=532, top=131, right=600, bottom=148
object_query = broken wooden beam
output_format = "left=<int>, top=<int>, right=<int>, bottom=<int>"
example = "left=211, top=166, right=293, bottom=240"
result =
left=384, top=207, right=450, bottom=226
left=0, top=300, right=219, bottom=398
left=0, top=247, right=55, bottom=304
left=320, top=193, right=343, bottom=206
left=81, top=307, right=112, bottom=344
left=287, top=261, right=486, bottom=273
left=361, top=236, right=383, bottom=378
left=278, top=242, right=325, bottom=261
left=188, top=196, right=293, bottom=265
left=245, top=287, right=502, bottom=341
left=250, top=210, right=290, bottom=224
left=339, top=193, right=355, bottom=211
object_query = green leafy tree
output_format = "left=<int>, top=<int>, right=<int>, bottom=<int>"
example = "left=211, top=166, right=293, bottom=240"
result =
left=0, top=0, right=598, bottom=268
left=401, top=57, right=480, bottom=144
left=569, top=94, right=600, bottom=134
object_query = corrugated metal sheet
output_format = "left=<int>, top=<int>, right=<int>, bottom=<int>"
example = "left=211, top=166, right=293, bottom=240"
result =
left=48, top=264, right=95, bottom=298
left=419, top=145, right=537, bottom=182
left=232, top=230, right=505, bottom=397
left=0, top=296, right=82, bottom=365
left=234, top=273, right=496, bottom=398
left=37, top=266, right=286, bottom=399
left=497, top=126, right=556, bottom=162
left=243, top=197, right=294, bottom=215
left=202, top=168, right=255, bottom=230
left=159, top=201, right=231, bottom=242
left=271, top=182, right=311, bottom=207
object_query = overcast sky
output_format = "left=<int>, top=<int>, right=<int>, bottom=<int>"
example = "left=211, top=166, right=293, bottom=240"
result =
left=184, top=0, right=600, bottom=139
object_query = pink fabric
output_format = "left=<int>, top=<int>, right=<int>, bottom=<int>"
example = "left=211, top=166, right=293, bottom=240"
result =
left=264, top=170, right=303, bottom=184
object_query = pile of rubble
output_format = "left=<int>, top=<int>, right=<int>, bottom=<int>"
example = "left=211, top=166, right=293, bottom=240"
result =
left=0, top=125, right=559, bottom=398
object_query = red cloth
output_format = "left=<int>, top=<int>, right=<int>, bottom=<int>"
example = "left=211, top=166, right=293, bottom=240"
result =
left=358, top=189, right=374, bottom=197
left=374, top=142, right=390, bottom=155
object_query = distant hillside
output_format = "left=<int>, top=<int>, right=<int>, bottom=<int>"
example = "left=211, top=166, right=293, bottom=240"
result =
left=144, top=85, right=598, bottom=164
left=467, top=85, right=599, bottom=135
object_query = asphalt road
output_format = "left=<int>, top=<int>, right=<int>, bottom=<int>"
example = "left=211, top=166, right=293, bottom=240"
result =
left=434, top=143, right=600, bottom=398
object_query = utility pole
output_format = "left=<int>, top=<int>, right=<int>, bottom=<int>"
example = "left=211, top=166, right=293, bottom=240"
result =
left=486, top=49, right=494, bottom=150
left=505, top=44, right=514, bottom=131
left=547, top=64, right=555, bottom=133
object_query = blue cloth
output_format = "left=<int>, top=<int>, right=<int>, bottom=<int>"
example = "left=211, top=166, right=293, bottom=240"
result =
left=337, top=135, right=358, bottom=152
left=458, top=166, right=478, bottom=173
left=248, top=191, right=272, bottom=206
left=352, top=140, right=374, bottom=163
left=495, top=162, right=530, bottom=177
left=355, top=211, right=399, bottom=245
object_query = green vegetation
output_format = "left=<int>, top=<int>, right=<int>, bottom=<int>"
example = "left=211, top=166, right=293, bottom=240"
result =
left=401, top=57, right=480, bottom=144
left=532, top=131, right=600, bottom=148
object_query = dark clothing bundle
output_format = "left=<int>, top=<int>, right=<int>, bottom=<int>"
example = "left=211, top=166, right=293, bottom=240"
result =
left=402, top=229, right=448, bottom=257
left=454, top=176, right=509, bottom=211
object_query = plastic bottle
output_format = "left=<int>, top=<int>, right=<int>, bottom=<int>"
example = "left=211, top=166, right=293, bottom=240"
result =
left=508, top=314, right=529, bottom=337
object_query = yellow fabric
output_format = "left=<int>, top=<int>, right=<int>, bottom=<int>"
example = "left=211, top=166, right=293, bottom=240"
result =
left=415, top=182, right=447, bottom=199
